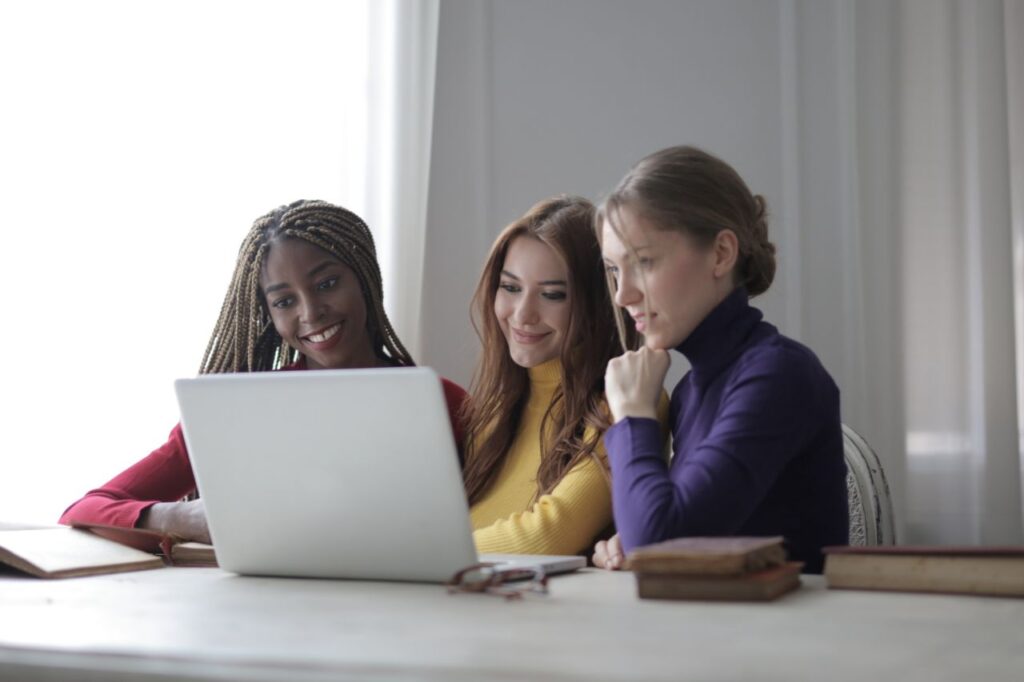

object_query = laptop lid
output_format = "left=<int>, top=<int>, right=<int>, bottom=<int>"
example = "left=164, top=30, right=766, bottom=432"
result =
left=174, top=367, right=478, bottom=582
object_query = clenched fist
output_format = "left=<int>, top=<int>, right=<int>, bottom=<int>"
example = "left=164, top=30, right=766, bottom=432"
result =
left=605, top=347, right=670, bottom=423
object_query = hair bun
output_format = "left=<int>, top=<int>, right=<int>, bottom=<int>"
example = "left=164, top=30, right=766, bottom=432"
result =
left=744, top=194, right=776, bottom=296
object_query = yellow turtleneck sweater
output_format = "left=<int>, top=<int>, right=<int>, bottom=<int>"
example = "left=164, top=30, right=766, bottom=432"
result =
left=470, top=358, right=669, bottom=555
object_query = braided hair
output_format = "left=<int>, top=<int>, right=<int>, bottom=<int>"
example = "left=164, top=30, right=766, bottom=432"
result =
left=199, top=200, right=413, bottom=374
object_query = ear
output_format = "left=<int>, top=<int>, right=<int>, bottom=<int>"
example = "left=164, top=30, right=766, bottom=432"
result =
left=711, top=230, right=739, bottom=279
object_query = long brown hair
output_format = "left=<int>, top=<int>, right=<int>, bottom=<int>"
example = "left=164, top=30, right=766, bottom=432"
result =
left=199, top=199, right=414, bottom=374
left=461, top=195, right=635, bottom=505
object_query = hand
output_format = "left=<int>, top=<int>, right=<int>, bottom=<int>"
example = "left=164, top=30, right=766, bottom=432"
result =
left=605, top=347, right=670, bottom=423
left=592, top=534, right=625, bottom=570
left=140, top=499, right=212, bottom=544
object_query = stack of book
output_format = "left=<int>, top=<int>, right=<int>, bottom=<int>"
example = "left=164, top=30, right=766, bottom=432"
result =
left=627, top=536, right=803, bottom=601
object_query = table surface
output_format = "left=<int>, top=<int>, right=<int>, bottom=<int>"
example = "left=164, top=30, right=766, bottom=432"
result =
left=1, top=566, right=1022, bottom=681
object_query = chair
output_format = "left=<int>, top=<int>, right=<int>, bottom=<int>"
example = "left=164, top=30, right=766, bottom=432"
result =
left=842, top=424, right=896, bottom=546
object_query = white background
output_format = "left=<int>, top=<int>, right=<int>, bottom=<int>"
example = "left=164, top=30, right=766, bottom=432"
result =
left=0, top=0, right=369, bottom=523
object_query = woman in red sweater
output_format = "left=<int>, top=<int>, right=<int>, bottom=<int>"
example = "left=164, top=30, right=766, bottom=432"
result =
left=60, top=200, right=467, bottom=542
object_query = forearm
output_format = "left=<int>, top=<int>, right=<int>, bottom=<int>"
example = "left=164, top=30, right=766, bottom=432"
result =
left=605, top=417, right=680, bottom=552
left=58, top=424, right=197, bottom=529
left=473, top=459, right=611, bottom=555
left=59, top=495, right=157, bottom=529
left=138, top=501, right=209, bottom=542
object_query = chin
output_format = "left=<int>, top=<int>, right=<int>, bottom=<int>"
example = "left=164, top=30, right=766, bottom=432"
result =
left=510, top=349, right=552, bottom=369
left=643, top=336, right=668, bottom=351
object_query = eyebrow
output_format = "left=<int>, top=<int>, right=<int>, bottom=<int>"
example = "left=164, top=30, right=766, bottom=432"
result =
left=500, top=270, right=567, bottom=286
left=605, top=244, right=654, bottom=261
left=263, top=260, right=340, bottom=295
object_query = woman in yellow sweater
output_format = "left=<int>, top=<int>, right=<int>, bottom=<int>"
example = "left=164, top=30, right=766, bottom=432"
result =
left=461, top=195, right=662, bottom=555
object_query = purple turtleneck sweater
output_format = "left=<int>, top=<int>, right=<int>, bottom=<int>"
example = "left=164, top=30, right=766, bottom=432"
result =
left=605, top=287, right=848, bottom=573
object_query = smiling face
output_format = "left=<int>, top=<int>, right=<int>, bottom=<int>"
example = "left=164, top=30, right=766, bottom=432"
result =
left=493, top=235, right=572, bottom=368
left=259, top=238, right=378, bottom=370
left=601, top=207, right=736, bottom=350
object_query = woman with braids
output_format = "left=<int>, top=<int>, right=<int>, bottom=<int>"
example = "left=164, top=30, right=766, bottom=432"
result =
left=60, top=200, right=467, bottom=542
left=462, top=195, right=668, bottom=556
left=592, top=146, right=848, bottom=574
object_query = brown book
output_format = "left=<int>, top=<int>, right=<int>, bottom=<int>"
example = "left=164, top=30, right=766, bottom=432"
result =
left=72, top=522, right=218, bottom=568
left=823, top=545, right=1024, bottom=598
left=627, top=536, right=787, bottom=575
left=169, top=541, right=218, bottom=567
left=0, top=526, right=164, bottom=578
left=636, top=562, right=803, bottom=601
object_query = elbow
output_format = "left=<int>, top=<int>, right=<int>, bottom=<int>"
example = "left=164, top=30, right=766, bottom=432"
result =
left=616, top=500, right=679, bottom=554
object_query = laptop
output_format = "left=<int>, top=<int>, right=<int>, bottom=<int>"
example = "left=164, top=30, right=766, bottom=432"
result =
left=174, top=367, right=585, bottom=582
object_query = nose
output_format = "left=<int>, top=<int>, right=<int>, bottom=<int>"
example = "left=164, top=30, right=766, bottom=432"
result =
left=614, top=269, right=642, bottom=308
left=512, top=295, right=540, bottom=327
left=298, top=294, right=325, bottom=324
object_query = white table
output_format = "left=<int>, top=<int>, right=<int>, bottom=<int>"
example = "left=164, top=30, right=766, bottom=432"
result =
left=1, top=567, right=1022, bottom=681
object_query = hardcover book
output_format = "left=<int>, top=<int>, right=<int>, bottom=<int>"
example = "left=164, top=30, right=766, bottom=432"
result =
left=628, top=536, right=800, bottom=601
left=627, top=536, right=787, bottom=575
left=636, top=562, right=803, bottom=601
left=823, top=545, right=1024, bottom=598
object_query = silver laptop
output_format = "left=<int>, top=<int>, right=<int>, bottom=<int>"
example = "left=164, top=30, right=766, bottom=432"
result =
left=174, top=367, right=585, bottom=582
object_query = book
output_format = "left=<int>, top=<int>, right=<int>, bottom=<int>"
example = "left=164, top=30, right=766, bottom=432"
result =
left=626, top=536, right=787, bottom=575
left=169, top=541, right=218, bottom=568
left=823, top=545, right=1024, bottom=598
left=627, top=536, right=800, bottom=601
left=72, top=522, right=218, bottom=568
left=636, top=562, right=804, bottom=601
left=0, top=526, right=164, bottom=578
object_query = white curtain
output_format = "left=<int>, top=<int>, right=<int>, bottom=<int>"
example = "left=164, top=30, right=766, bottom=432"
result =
left=893, top=0, right=1023, bottom=544
left=366, top=0, right=441, bottom=361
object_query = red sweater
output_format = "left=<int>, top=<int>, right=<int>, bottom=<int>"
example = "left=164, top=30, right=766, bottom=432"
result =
left=59, top=366, right=468, bottom=528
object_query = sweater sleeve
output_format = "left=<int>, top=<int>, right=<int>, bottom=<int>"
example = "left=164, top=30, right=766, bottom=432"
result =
left=58, top=424, right=197, bottom=528
left=439, top=377, right=468, bottom=458
left=607, top=349, right=826, bottom=553
left=472, top=442, right=612, bottom=556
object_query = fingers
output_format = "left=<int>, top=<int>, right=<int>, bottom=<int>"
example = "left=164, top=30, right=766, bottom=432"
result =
left=606, top=534, right=624, bottom=570
left=592, top=536, right=625, bottom=571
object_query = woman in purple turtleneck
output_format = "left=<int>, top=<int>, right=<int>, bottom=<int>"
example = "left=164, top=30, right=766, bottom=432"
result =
left=592, top=146, right=848, bottom=574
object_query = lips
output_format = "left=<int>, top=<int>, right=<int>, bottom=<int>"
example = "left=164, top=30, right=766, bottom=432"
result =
left=511, top=328, right=551, bottom=345
left=302, top=322, right=343, bottom=350
left=630, top=312, right=656, bottom=333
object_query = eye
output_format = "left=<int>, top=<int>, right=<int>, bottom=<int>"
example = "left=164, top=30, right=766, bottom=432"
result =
left=271, top=296, right=294, bottom=309
left=542, top=290, right=567, bottom=301
left=639, top=257, right=655, bottom=269
left=317, top=276, right=339, bottom=291
left=499, top=282, right=521, bottom=294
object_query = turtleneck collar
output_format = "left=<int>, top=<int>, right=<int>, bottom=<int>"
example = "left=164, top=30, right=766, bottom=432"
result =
left=526, top=356, right=562, bottom=408
left=676, top=286, right=763, bottom=387
left=527, top=356, right=562, bottom=387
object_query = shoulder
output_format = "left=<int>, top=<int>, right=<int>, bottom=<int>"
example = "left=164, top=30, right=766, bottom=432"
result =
left=439, top=377, right=469, bottom=406
left=729, top=327, right=838, bottom=403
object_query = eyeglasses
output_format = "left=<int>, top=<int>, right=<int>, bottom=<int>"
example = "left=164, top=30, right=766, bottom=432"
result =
left=446, top=563, right=550, bottom=600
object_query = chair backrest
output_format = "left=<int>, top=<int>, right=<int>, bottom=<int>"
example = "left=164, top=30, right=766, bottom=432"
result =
left=842, top=424, right=896, bottom=545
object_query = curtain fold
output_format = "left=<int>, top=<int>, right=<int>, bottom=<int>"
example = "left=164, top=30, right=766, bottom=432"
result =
left=366, top=0, right=441, bottom=361
left=896, top=0, right=1023, bottom=544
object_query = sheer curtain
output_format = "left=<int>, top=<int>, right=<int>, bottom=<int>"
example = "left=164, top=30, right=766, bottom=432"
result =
left=892, top=0, right=1023, bottom=544
left=366, top=0, right=441, bottom=361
